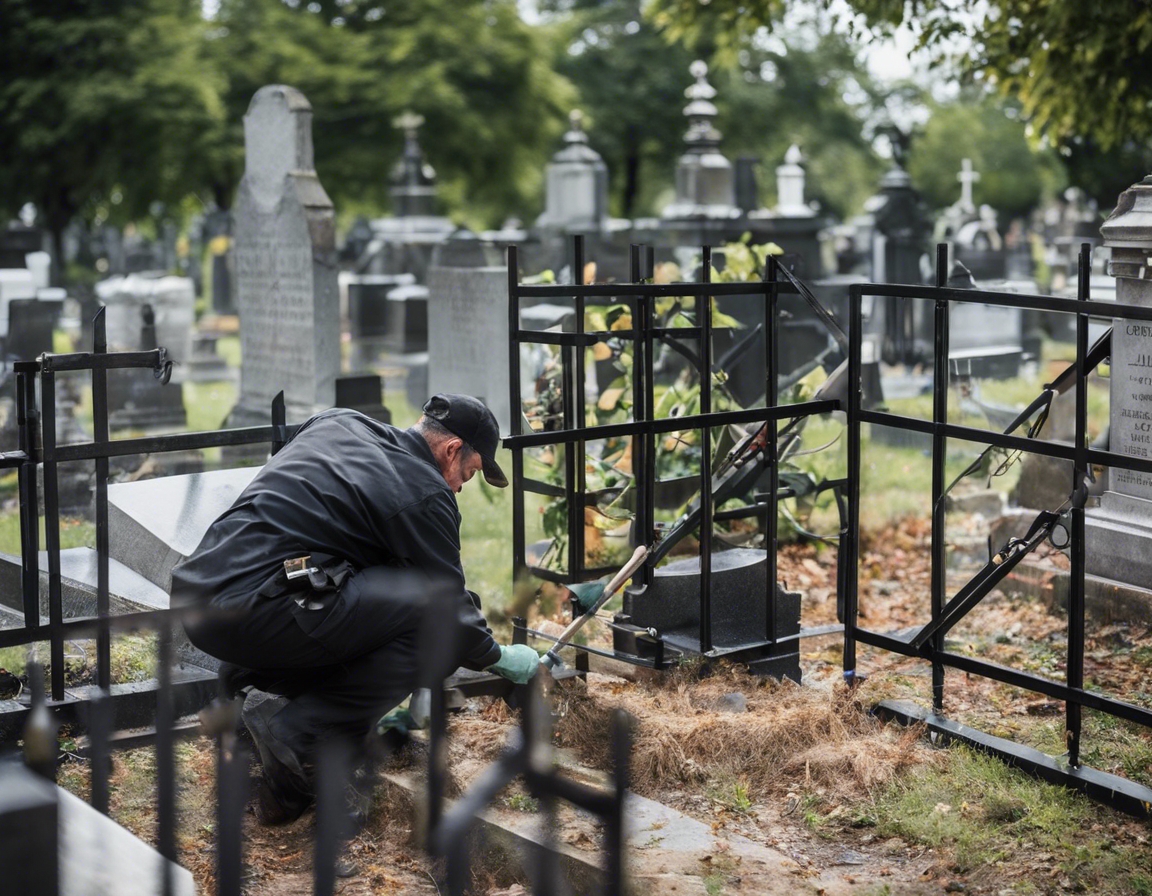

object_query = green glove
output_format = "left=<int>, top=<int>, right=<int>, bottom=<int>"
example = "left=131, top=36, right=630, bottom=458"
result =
left=487, top=644, right=541, bottom=684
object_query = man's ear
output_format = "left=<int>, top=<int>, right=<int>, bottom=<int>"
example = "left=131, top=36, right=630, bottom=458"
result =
left=444, top=436, right=465, bottom=463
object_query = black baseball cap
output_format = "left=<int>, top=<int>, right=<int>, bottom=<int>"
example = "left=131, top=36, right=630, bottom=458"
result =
left=422, top=393, right=508, bottom=488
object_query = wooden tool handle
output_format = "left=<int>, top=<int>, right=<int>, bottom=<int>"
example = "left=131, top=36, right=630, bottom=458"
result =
left=543, top=545, right=649, bottom=668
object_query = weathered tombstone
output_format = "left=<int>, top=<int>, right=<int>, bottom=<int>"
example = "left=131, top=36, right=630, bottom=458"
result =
left=535, top=110, right=609, bottom=233
left=0, top=225, right=43, bottom=269
left=1086, top=176, right=1152, bottom=595
left=945, top=261, right=1023, bottom=379
left=427, top=265, right=510, bottom=431
left=94, top=272, right=195, bottom=370
left=356, top=113, right=455, bottom=282
left=204, top=209, right=236, bottom=315
left=0, top=269, right=36, bottom=344
left=347, top=273, right=415, bottom=341
left=6, top=298, right=62, bottom=362
left=105, top=304, right=188, bottom=431
left=382, top=282, right=429, bottom=354
left=335, top=373, right=391, bottom=424
left=228, top=85, right=339, bottom=428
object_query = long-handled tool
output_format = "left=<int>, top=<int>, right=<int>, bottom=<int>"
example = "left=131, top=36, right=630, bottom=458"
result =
left=540, top=545, right=649, bottom=670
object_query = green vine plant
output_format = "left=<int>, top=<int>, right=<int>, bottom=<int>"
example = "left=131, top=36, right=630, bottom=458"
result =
left=520, top=235, right=845, bottom=573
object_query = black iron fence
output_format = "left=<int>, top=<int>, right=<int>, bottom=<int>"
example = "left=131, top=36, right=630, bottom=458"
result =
left=847, top=244, right=1152, bottom=815
left=1, top=307, right=631, bottom=894
left=506, top=237, right=1152, bottom=816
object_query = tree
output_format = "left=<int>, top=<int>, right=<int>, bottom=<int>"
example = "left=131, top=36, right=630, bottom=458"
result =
left=714, top=32, right=887, bottom=219
left=0, top=0, right=225, bottom=279
left=542, top=1, right=885, bottom=219
left=647, top=0, right=1152, bottom=154
left=209, top=0, right=577, bottom=227
left=540, top=0, right=696, bottom=218
left=907, top=96, right=1066, bottom=219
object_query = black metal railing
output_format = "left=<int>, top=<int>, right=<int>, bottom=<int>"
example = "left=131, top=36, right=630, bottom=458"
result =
left=3, top=304, right=632, bottom=895
left=847, top=243, right=1152, bottom=815
left=505, top=237, right=842, bottom=664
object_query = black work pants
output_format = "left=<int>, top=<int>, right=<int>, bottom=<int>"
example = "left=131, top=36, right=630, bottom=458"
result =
left=185, top=565, right=426, bottom=758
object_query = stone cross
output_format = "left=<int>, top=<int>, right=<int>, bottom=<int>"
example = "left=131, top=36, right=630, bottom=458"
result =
left=957, top=158, right=980, bottom=213
left=230, top=85, right=339, bottom=425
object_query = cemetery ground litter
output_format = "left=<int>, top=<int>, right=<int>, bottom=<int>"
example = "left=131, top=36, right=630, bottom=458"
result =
left=53, top=515, right=1152, bottom=895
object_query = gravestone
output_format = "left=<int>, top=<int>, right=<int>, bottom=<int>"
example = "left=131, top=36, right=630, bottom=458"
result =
left=104, top=304, right=188, bottom=432
left=5, top=298, right=61, bottom=362
left=228, top=85, right=339, bottom=428
left=1086, top=176, right=1152, bottom=594
left=620, top=547, right=801, bottom=680
left=382, top=282, right=429, bottom=354
left=0, top=269, right=36, bottom=342
left=93, top=272, right=195, bottom=373
left=427, top=265, right=510, bottom=431
left=944, top=262, right=1023, bottom=379
left=335, top=373, right=391, bottom=424
left=107, top=466, right=261, bottom=594
left=204, top=209, right=236, bottom=315
left=0, top=225, right=42, bottom=269
left=356, top=113, right=455, bottom=282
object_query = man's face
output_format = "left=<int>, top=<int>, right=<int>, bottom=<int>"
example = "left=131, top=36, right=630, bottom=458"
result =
left=442, top=440, right=484, bottom=494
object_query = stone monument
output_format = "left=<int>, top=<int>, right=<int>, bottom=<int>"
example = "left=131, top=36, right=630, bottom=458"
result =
left=426, top=263, right=510, bottom=431
left=228, top=85, right=339, bottom=427
left=1086, top=175, right=1152, bottom=595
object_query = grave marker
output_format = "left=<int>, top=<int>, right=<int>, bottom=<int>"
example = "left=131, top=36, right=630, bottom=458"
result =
left=229, top=85, right=339, bottom=426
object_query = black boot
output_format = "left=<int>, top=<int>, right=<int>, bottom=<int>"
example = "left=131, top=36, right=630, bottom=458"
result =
left=242, top=697, right=314, bottom=825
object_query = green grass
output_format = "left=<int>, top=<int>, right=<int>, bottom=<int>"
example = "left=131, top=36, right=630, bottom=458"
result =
left=869, top=745, right=1152, bottom=893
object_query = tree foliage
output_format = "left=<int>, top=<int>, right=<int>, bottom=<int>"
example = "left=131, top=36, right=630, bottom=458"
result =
left=714, top=32, right=886, bottom=218
left=542, top=0, right=696, bottom=218
left=907, top=96, right=1065, bottom=219
left=210, top=0, right=576, bottom=226
left=647, top=0, right=1152, bottom=152
left=0, top=0, right=224, bottom=261
left=544, top=1, right=884, bottom=219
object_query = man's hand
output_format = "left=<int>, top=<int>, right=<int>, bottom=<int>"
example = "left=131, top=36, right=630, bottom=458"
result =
left=487, top=644, right=541, bottom=684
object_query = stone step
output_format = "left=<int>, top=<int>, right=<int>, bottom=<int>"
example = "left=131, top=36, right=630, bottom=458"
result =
left=382, top=763, right=856, bottom=895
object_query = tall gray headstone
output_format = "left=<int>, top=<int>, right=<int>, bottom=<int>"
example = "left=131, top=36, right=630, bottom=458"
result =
left=426, top=265, right=510, bottom=431
left=230, top=85, right=339, bottom=425
left=1086, top=175, right=1152, bottom=591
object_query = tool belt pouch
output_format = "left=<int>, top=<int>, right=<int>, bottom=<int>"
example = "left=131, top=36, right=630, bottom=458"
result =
left=260, top=555, right=356, bottom=611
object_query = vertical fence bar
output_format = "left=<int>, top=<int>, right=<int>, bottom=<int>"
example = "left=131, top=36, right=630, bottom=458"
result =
left=92, top=309, right=111, bottom=692
left=604, top=709, right=630, bottom=895
left=698, top=246, right=713, bottom=654
left=17, top=368, right=40, bottom=629
left=929, top=244, right=949, bottom=712
left=156, top=622, right=176, bottom=896
left=641, top=251, right=656, bottom=588
left=568, top=235, right=586, bottom=581
left=629, top=246, right=650, bottom=566
left=508, top=246, right=526, bottom=582
left=1067, top=243, right=1091, bottom=766
left=217, top=737, right=248, bottom=896
left=844, top=286, right=863, bottom=677
left=40, top=366, right=65, bottom=701
left=314, top=741, right=351, bottom=896
left=764, top=259, right=780, bottom=645
left=88, top=688, right=111, bottom=816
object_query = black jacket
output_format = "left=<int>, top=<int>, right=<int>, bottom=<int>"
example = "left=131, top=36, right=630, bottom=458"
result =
left=170, top=409, right=502, bottom=670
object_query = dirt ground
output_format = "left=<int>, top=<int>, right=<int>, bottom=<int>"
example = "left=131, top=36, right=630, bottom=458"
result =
left=58, top=515, right=1152, bottom=895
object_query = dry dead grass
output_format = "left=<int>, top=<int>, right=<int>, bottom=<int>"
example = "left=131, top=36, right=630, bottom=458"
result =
left=550, top=663, right=937, bottom=802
